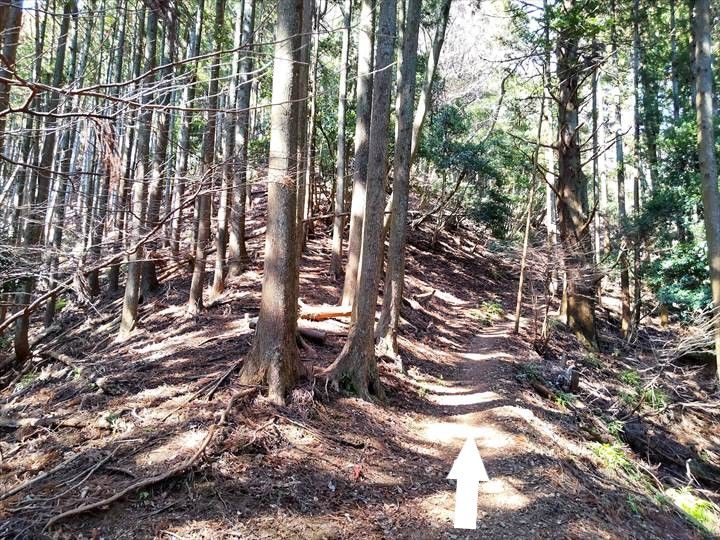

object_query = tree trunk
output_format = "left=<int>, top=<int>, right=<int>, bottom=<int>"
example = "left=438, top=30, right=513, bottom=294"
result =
left=227, top=0, right=254, bottom=278
left=0, top=0, right=22, bottom=156
left=670, top=0, right=680, bottom=122
left=14, top=0, right=74, bottom=363
left=294, top=0, right=314, bottom=260
left=119, top=8, right=158, bottom=338
left=188, top=0, right=224, bottom=315
left=171, top=1, right=204, bottom=257
left=239, top=0, right=306, bottom=404
left=555, top=3, right=597, bottom=350
left=409, top=0, right=451, bottom=163
left=325, top=0, right=397, bottom=399
left=340, top=0, right=375, bottom=307
left=611, top=0, right=631, bottom=339
left=143, top=16, right=177, bottom=297
left=631, top=0, right=642, bottom=332
left=693, top=0, right=720, bottom=381
left=330, top=0, right=352, bottom=279
left=375, top=0, right=421, bottom=354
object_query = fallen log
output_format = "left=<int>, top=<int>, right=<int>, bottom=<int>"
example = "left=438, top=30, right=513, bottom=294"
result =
left=248, top=317, right=327, bottom=343
left=0, top=415, right=87, bottom=430
left=413, top=289, right=436, bottom=305
left=298, top=305, right=352, bottom=322
left=621, top=417, right=720, bottom=487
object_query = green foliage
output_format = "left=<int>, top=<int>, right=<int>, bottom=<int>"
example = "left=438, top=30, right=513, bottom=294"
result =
left=645, top=242, right=711, bottom=315
left=591, top=442, right=638, bottom=478
left=55, top=297, right=68, bottom=313
left=516, top=363, right=540, bottom=382
left=15, top=371, right=38, bottom=392
left=417, top=105, right=522, bottom=237
left=583, top=352, right=602, bottom=369
left=605, top=419, right=625, bottom=439
left=554, top=391, right=575, bottom=410
left=627, top=494, right=641, bottom=515
left=621, top=385, right=668, bottom=412
left=467, top=300, right=504, bottom=326
left=619, top=369, right=640, bottom=387
left=640, top=387, right=668, bottom=411
left=665, top=487, right=720, bottom=536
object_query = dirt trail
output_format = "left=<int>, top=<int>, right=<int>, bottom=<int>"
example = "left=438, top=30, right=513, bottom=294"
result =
left=399, top=320, right=697, bottom=539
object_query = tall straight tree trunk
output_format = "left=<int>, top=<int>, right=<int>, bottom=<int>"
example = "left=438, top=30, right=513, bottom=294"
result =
left=43, top=5, right=85, bottom=324
left=188, top=0, right=225, bottom=314
left=212, top=1, right=244, bottom=296
left=109, top=4, right=145, bottom=291
left=611, top=0, right=631, bottom=338
left=239, top=0, right=305, bottom=404
left=0, top=0, right=22, bottom=156
left=330, top=0, right=352, bottom=279
left=119, top=8, right=159, bottom=338
left=340, top=0, right=375, bottom=306
left=227, top=0, right=255, bottom=277
left=14, top=0, right=74, bottom=364
left=375, top=0, right=421, bottom=354
left=101, top=0, right=126, bottom=293
left=693, top=0, right=720, bottom=380
left=670, top=0, right=680, bottom=122
left=325, top=0, right=397, bottom=399
left=304, top=10, right=321, bottom=238
left=143, top=16, right=177, bottom=296
left=409, top=0, right=451, bottom=163
left=591, top=46, right=603, bottom=265
left=171, top=1, right=204, bottom=256
left=556, top=4, right=597, bottom=350
left=294, top=0, right=314, bottom=259
left=631, top=0, right=642, bottom=332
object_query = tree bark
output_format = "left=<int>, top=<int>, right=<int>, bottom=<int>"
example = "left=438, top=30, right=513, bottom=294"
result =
left=14, top=0, right=74, bottom=363
left=693, top=0, right=720, bottom=381
left=409, top=0, right=451, bottom=163
left=611, top=0, right=631, bottom=339
left=325, top=0, right=397, bottom=399
left=227, top=0, right=254, bottom=278
left=143, top=15, right=177, bottom=297
left=330, top=0, right=352, bottom=279
left=0, top=0, right=22, bottom=156
left=119, top=7, right=159, bottom=338
left=170, top=1, right=203, bottom=257
left=188, top=0, right=224, bottom=315
left=555, top=1, right=598, bottom=350
left=670, top=0, right=681, bottom=122
left=340, top=0, right=375, bottom=307
left=375, top=0, right=421, bottom=354
left=239, top=0, right=306, bottom=404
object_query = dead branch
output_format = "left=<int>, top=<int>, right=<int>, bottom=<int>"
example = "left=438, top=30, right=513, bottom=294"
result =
left=0, top=452, right=82, bottom=501
left=45, top=389, right=254, bottom=529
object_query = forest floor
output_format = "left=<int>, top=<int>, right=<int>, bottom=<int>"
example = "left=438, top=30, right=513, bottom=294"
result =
left=2, top=190, right=720, bottom=539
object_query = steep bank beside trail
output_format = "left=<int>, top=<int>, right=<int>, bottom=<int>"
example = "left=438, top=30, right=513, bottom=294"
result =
left=0, top=222, right=717, bottom=539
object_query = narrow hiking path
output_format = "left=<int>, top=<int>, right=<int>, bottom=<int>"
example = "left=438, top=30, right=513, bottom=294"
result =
left=397, top=319, right=701, bottom=539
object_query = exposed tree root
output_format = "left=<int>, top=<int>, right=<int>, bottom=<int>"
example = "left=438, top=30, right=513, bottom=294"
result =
left=324, top=328, right=384, bottom=401
left=239, top=346, right=306, bottom=406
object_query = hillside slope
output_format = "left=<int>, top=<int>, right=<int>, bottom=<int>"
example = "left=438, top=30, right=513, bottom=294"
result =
left=0, top=211, right=718, bottom=539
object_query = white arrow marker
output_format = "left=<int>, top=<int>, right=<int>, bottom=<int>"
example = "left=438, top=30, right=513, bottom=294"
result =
left=447, top=437, right=489, bottom=529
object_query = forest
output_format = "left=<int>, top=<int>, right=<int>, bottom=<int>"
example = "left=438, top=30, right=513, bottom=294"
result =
left=1, top=0, right=720, bottom=537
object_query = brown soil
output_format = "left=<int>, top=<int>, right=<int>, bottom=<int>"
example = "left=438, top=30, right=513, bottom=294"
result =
left=0, top=197, right=718, bottom=539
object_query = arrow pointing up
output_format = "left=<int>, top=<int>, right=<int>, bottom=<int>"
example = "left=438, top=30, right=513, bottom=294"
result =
left=447, top=437, right=489, bottom=529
